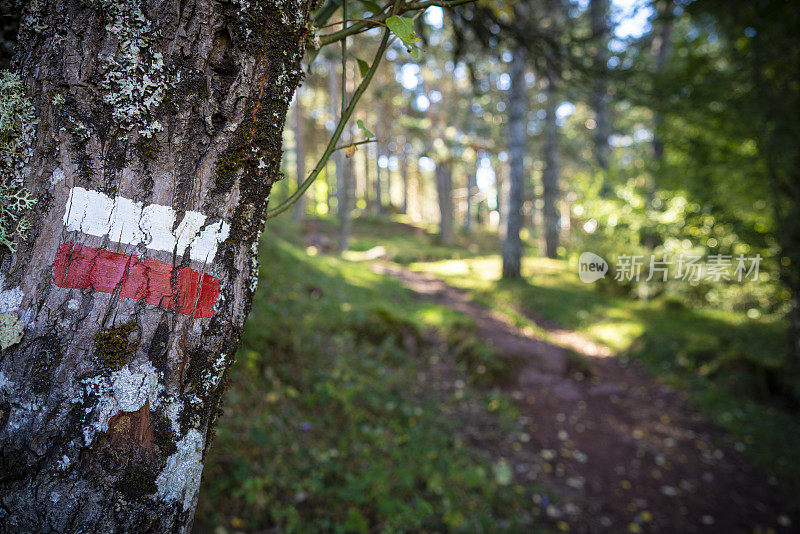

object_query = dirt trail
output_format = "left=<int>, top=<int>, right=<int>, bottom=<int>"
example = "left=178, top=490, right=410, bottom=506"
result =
left=374, top=262, right=798, bottom=534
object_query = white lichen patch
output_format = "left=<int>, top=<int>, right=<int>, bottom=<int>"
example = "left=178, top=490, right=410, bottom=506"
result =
left=200, top=352, right=228, bottom=391
left=154, top=428, right=205, bottom=510
left=80, top=360, right=164, bottom=445
left=0, top=274, right=23, bottom=313
left=0, top=311, right=24, bottom=350
left=0, top=370, right=12, bottom=391
left=112, top=361, right=162, bottom=412
left=56, top=455, right=71, bottom=471
left=0, top=70, right=38, bottom=252
left=49, top=167, right=65, bottom=186
left=94, top=0, right=176, bottom=137
left=163, top=397, right=183, bottom=434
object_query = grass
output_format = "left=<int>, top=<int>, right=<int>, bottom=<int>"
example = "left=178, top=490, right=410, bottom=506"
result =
left=412, top=254, right=800, bottom=492
left=195, top=219, right=549, bottom=533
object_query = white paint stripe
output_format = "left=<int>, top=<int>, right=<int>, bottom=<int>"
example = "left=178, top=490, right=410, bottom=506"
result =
left=64, top=187, right=229, bottom=262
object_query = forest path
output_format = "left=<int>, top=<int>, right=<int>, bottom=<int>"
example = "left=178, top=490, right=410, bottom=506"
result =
left=372, top=261, right=798, bottom=534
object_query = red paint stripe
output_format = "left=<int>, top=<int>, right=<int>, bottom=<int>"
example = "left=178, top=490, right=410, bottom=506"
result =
left=53, top=242, right=219, bottom=318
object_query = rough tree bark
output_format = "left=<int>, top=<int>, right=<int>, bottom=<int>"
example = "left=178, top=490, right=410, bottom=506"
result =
left=0, top=0, right=311, bottom=531
left=434, top=162, right=454, bottom=245
left=590, top=0, right=613, bottom=197
left=292, top=86, right=306, bottom=223
left=502, top=48, right=527, bottom=278
left=542, top=73, right=561, bottom=259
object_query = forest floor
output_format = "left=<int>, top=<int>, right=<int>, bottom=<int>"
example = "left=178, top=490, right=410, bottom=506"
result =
left=197, top=216, right=800, bottom=533
left=374, top=261, right=798, bottom=533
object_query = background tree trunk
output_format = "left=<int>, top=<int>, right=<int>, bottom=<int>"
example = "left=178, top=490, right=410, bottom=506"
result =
left=375, top=105, right=387, bottom=215
left=503, top=48, right=527, bottom=278
left=292, top=86, right=306, bottom=223
left=328, top=58, right=352, bottom=251
left=464, top=166, right=476, bottom=233
left=496, top=159, right=508, bottom=241
left=374, top=147, right=384, bottom=215
left=642, top=3, right=673, bottom=251
left=435, top=163, right=455, bottom=245
left=0, top=0, right=310, bottom=531
left=650, top=3, right=673, bottom=164
left=362, top=144, right=373, bottom=214
left=590, top=0, right=613, bottom=197
left=400, top=146, right=409, bottom=215
left=338, top=66, right=353, bottom=252
left=542, top=73, right=561, bottom=259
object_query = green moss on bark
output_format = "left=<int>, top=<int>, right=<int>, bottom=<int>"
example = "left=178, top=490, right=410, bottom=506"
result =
left=94, top=322, right=136, bottom=370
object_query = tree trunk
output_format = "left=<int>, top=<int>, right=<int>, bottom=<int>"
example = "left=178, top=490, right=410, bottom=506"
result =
left=338, top=146, right=353, bottom=252
left=328, top=58, right=352, bottom=251
left=650, top=6, right=673, bottom=164
left=590, top=0, right=613, bottom=197
left=0, top=1, right=310, bottom=531
left=464, top=166, right=476, bottom=233
left=542, top=74, right=561, bottom=259
left=339, top=67, right=353, bottom=252
left=400, top=147, right=408, bottom=215
left=502, top=48, right=527, bottom=278
left=374, top=149, right=383, bottom=215
left=496, top=159, right=508, bottom=240
left=435, top=162, right=455, bottom=245
left=362, top=143, right=372, bottom=214
left=642, top=5, right=673, bottom=250
left=292, top=86, right=306, bottom=223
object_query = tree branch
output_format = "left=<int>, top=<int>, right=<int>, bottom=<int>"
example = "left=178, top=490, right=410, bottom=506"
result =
left=333, top=138, right=379, bottom=152
left=318, top=0, right=475, bottom=47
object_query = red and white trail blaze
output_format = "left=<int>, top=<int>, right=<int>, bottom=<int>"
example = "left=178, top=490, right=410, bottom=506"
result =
left=52, top=187, right=229, bottom=318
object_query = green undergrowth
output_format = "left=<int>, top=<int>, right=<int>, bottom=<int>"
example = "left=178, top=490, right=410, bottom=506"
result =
left=413, top=255, right=800, bottom=493
left=195, top=219, right=547, bottom=533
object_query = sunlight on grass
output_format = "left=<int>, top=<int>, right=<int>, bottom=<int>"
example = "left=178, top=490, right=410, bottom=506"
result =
left=587, top=322, right=645, bottom=352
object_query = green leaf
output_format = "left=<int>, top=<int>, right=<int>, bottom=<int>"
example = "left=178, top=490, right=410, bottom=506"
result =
left=357, top=58, right=371, bottom=77
left=386, top=15, right=421, bottom=57
left=356, top=0, right=381, bottom=13
left=357, top=119, right=374, bottom=138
